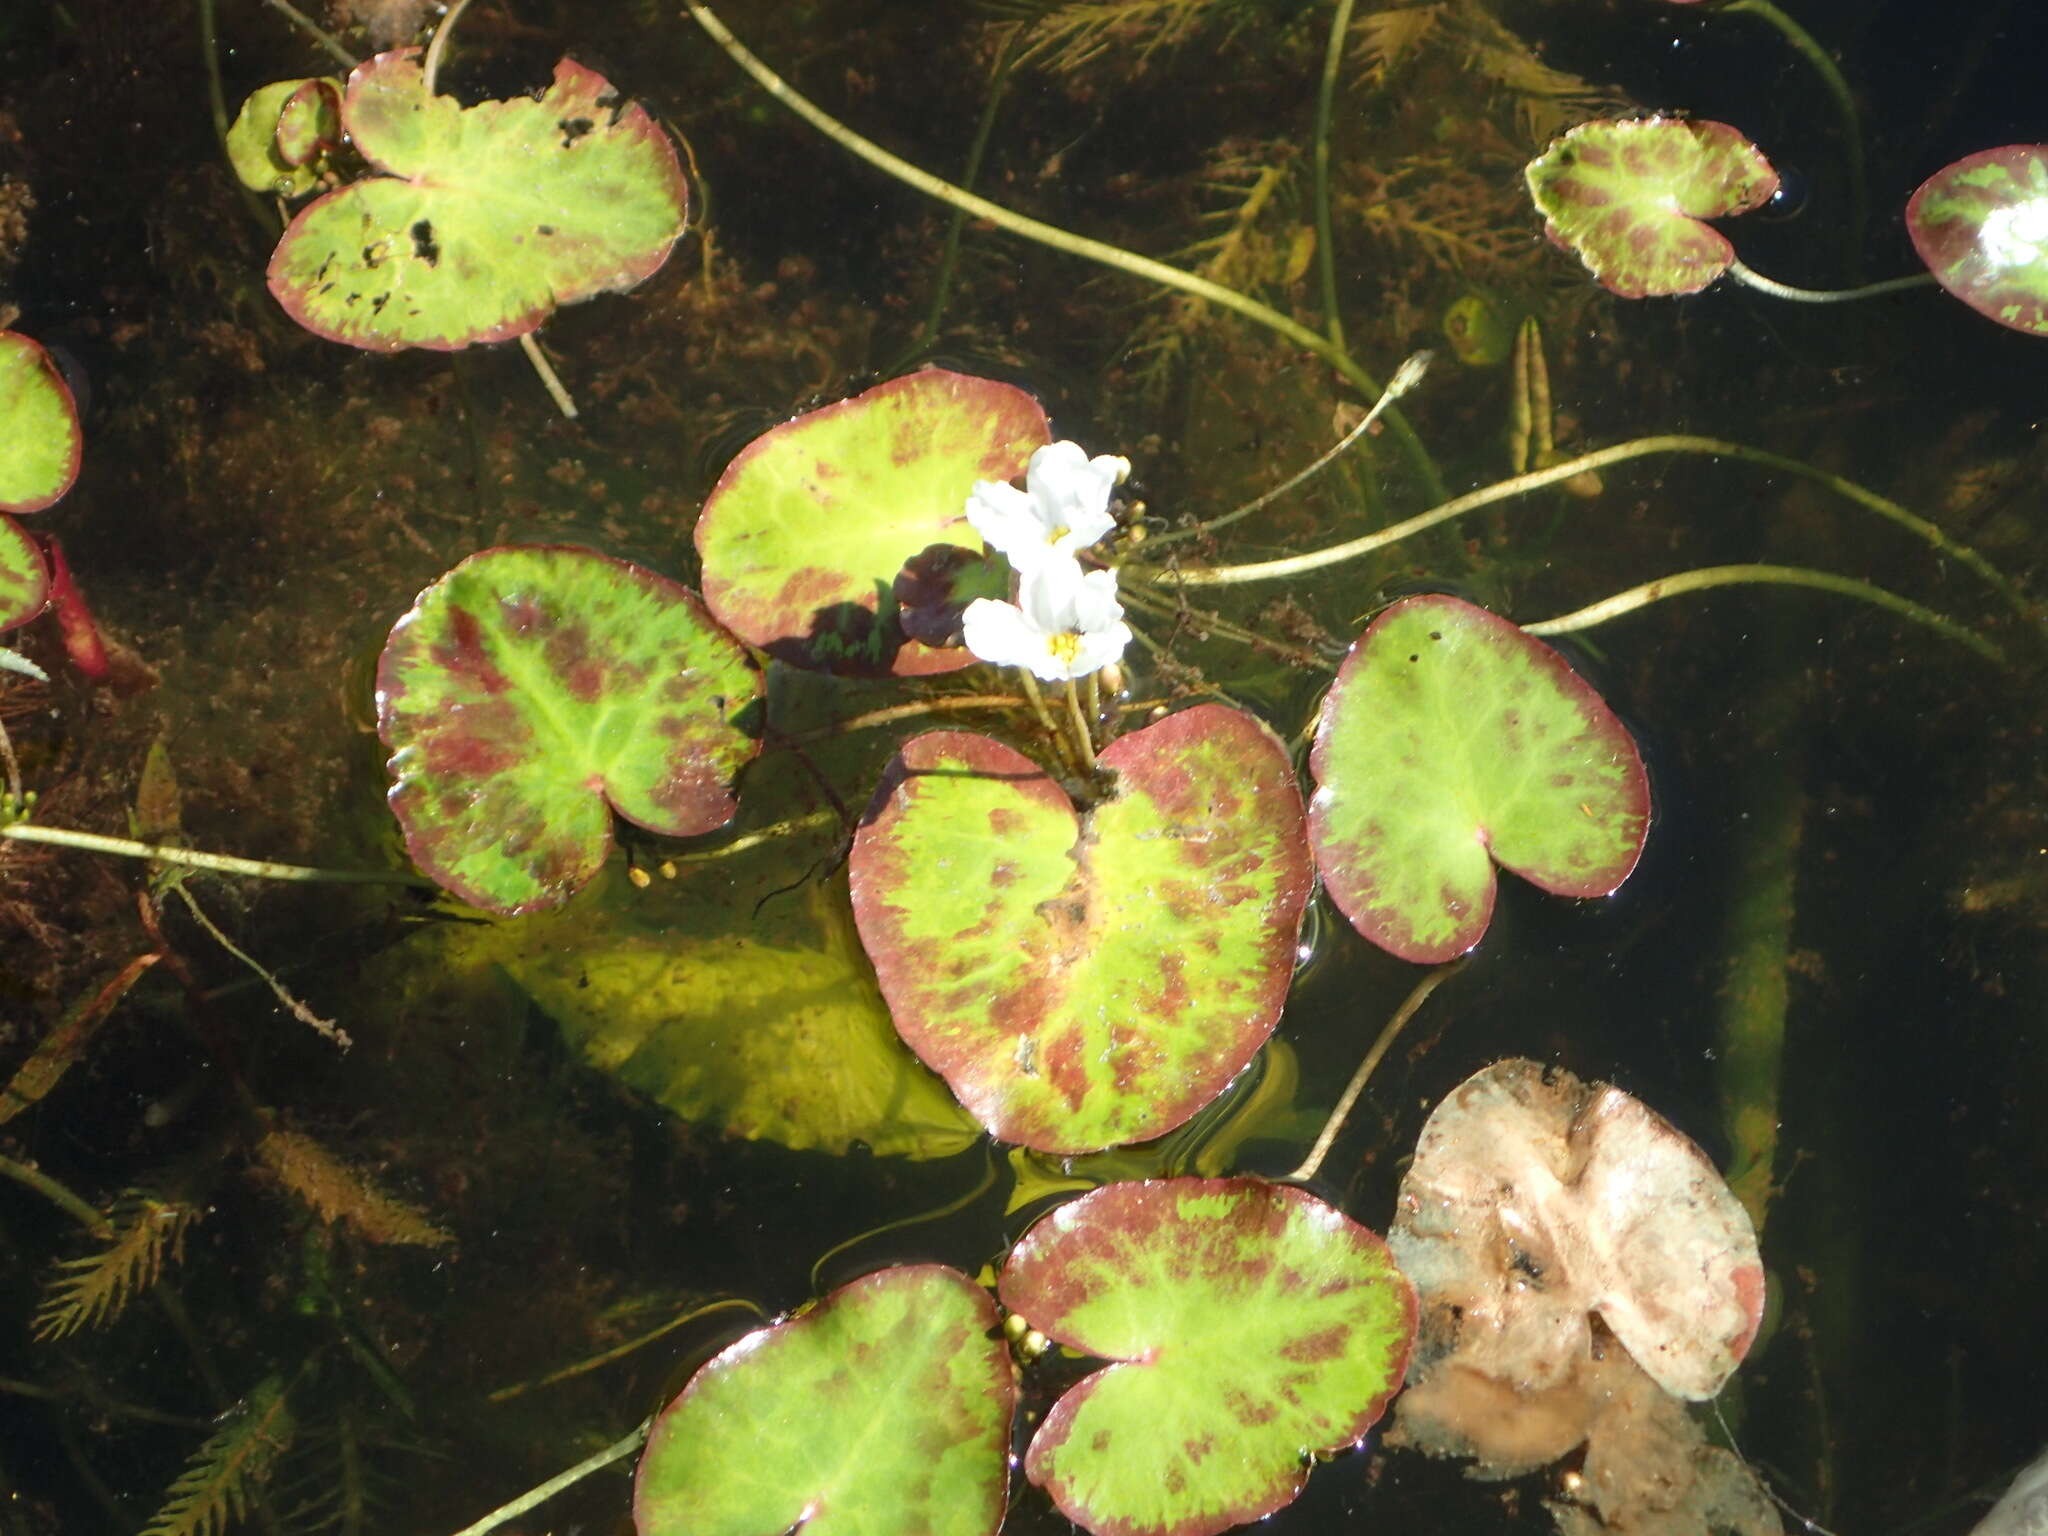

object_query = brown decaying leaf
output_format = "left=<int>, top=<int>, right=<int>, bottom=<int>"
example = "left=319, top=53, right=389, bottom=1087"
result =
left=0, top=951, right=161, bottom=1125
left=254, top=1127, right=452, bottom=1248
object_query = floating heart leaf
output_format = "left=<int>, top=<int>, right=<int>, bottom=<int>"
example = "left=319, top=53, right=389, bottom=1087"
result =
left=696, top=370, right=1049, bottom=676
left=377, top=545, right=761, bottom=914
left=226, top=78, right=342, bottom=198
left=1000, top=1178, right=1417, bottom=1536
left=0, top=517, right=48, bottom=633
left=1309, top=594, right=1649, bottom=963
left=851, top=704, right=1312, bottom=1154
left=635, top=1265, right=1014, bottom=1536
left=1525, top=116, right=1779, bottom=298
left=1907, top=144, right=2048, bottom=337
left=268, top=50, right=687, bottom=350
left=0, top=331, right=82, bottom=514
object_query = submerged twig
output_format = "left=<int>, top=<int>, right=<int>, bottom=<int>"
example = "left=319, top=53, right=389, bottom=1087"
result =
left=0, top=822, right=435, bottom=887
left=1285, top=960, right=1461, bottom=1185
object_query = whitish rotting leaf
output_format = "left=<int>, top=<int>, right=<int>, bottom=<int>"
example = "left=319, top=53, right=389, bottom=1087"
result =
left=267, top=50, right=687, bottom=351
left=634, top=1265, right=1014, bottom=1536
left=1000, top=1178, right=1417, bottom=1536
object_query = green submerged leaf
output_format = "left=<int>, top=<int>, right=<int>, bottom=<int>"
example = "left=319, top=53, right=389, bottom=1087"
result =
left=0, top=331, right=82, bottom=514
left=635, top=1265, right=1014, bottom=1536
left=268, top=50, right=687, bottom=350
left=226, top=78, right=343, bottom=198
left=1907, top=144, right=2048, bottom=337
left=475, top=868, right=981, bottom=1159
left=0, top=516, right=48, bottom=632
left=1309, top=594, right=1649, bottom=964
left=696, top=370, right=1049, bottom=676
left=1000, top=1178, right=1417, bottom=1536
left=850, top=704, right=1313, bottom=1155
left=376, top=545, right=761, bottom=914
left=1526, top=116, right=1778, bottom=298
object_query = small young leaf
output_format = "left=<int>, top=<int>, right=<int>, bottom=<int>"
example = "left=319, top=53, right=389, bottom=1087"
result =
left=1525, top=116, right=1778, bottom=298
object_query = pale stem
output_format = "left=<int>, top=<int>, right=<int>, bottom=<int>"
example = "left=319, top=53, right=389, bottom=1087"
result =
left=1134, top=433, right=2040, bottom=635
left=446, top=1417, right=652, bottom=1536
left=784, top=692, right=1027, bottom=745
left=421, top=0, right=476, bottom=96
left=1063, top=678, right=1098, bottom=773
left=0, top=823, right=437, bottom=887
left=1083, top=669, right=1102, bottom=729
left=1521, top=563, right=2004, bottom=664
left=0, top=1152, right=108, bottom=1234
left=1286, top=960, right=1462, bottom=1185
left=518, top=332, right=580, bottom=419
left=681, top=2, right=1446, bottom=504
left=170, top=884, right=351, bottom=1047
left=0, top=718, right=21, bottom=806
left=808, top=1147, right=996, bottom=1295
left=1014, top=668, right=1061, bottom=743
left=1725, top=261, right=1937, bottom=304
left=1149, top=350, right=1431, bottom=545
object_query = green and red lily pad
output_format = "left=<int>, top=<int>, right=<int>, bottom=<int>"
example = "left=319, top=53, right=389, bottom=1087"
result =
left=1906, top=144, right=2048, bottom=337
left=377, top=545, right=761, bottom=914
left=1525, top=116, right=1779, bottom=298
left=0, top=331, right=82, bottom=514
left=850, top=704, right=1312, bottom=1154
left=634, top=1265, right=1014, bottom=1536
left=1000, top=1178, right=1417, bottom=1536
left=695, top=370, right=1049, bottom=676
left=226, top=78, right=344, bottom=198
left=268, top=50, right=687, bottom=351
left=1309, top=594, right=1649, bottom=964
left=0, top=518, right=48, bottom=633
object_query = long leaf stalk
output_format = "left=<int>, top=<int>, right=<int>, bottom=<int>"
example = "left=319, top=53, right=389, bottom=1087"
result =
left=1522, top=564, right=2005, bottom=664
left=1129, top=433, right=2039, bottom=636
left=0, top=823, right=436, bottom=887
left=682, top=3, right=1447, bottom=504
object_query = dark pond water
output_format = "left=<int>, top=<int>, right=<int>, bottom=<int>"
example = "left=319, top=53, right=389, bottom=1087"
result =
left=0, top=1, right=2043, bottom=1534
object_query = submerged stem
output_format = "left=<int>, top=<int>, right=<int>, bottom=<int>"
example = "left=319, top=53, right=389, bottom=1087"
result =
left=1522, top=564, right=2004, bottom=664
left=681, top=3, right=1446, bottom=504
left=257, top=0, right=357, bottom=69
left=1135, top=433, right=2040, bottom=637
left=446, top=1418, right=651, bottom=1536
left=1285, top=960, right=1461, bottom=1186
left=517, top=332, right=579, bottom=419
left=1314, top=0, right=1356, bottom=352
left=1725, top=262, right=1936, bottom=304
left=0, top=823, right=436, bottom=887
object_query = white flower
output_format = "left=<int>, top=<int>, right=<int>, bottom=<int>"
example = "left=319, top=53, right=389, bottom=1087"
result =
left=966, top=440, right=1130, bottom=572
left=962, top=556, right=1131, bottom=683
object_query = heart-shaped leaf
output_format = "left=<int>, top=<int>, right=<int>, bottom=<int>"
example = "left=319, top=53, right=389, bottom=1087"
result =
left=696, top=370, right=1050, bottom=676
left=0, top=516, right=48, bottom=633
left=268, top=50, right=687, bottom=351
left=1525, top=116, right=1779, bottom=298
left=376, top=545, right=761, bottom=914
left=634, top=1265, right=1014, bottom=1536
left=227, top=78, right=343, bottom=197
left=1000, top=1178, right=1417, bottom=1536
left=1309, top=593, right=1649, bottom=963
left=1907, top=144, right=2048, bottom=337
left=850, top=704, right=1312, bottom=1154
left=0, top=331, right=82, bottom=514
